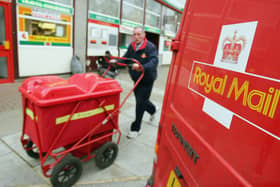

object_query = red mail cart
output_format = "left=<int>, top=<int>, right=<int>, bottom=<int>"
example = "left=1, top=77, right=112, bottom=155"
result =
left=19, top=58, right=143, bottom=187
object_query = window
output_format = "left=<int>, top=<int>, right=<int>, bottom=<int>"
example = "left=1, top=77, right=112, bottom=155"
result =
left=176, top=12, right=182, bottom=32
left=109, top=34, right=117, bottom=46
left=25, top=19, right=67, bottom=38
left=123, top=0, right=144, bottom=8
left=145, top=0, right=161, bottom=28
left=17, top=4, right=72, bottom=46
left=146, top=0, right=161, bottom=13
left=45, top=0, right=73, bottom=6
left=145, top=13, right=160, bottom=28
left=122, top=1, right=144, bottom=24
left=0, top=7, right=5, bottom=45
left=162, top=7, right=177, bottom=34
left=89, top=0, right=120, bottom=18
left=0, top=57, right=8, bottom=79
left=120, top=33, right=132, bottom=48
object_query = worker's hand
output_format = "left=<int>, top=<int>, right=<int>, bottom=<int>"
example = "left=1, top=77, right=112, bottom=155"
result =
left=131, top=63, right=141, bottom=71
left=109, top=59, right=117, bottom=64
left=109, top=59, right=118, bottom=67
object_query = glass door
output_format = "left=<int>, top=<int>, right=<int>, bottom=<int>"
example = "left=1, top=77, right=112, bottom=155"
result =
left=0, top=2, right=14, bottom=83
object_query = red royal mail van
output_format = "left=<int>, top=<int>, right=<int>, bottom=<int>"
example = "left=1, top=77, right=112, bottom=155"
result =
left=148, top=0, right=280, bottom=186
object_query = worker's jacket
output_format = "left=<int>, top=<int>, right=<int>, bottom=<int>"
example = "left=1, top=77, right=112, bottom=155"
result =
left=124, top=38, right=158, bottom=84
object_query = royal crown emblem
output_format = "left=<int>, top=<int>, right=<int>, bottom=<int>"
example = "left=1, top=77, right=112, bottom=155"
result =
left=221, top=31, right=246, bottom=64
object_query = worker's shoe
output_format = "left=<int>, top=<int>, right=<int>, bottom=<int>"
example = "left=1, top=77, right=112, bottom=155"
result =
left=127, top=129, right=142, bottom=139
left=150, top=107, right=157, bottom=122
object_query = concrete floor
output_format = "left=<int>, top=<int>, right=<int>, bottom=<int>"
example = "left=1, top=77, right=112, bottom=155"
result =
left=0, top=65, right=170, bottom=187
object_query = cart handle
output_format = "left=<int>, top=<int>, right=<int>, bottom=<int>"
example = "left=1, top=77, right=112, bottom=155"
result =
left=101, top=56, right=143, bottom=78
left=104, top=56, right=145, bottom=110
left=110, top=56, right=142, bottom=68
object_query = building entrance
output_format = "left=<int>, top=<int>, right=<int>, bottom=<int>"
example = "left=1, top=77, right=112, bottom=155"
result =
left=0, top=1, right=14, bottom=83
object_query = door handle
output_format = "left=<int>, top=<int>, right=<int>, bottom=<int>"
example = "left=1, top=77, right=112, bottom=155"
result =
left=4, top=41, right=10, bottom=50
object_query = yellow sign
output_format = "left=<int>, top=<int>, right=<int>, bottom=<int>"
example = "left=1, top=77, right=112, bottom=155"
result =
left=167, top=170, right=181, bottom=187
left=18, top=6, right=72, bottom=45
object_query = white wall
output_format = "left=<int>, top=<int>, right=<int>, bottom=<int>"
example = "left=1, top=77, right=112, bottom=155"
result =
left=18, top=46, right=72, bottom=76
left=88, top=47, right=118, bottom=57
left=161, top=52, right=173, bottom=65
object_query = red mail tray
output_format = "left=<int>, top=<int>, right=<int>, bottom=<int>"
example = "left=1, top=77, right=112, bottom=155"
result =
left=19, top=73, right=122, bottom=152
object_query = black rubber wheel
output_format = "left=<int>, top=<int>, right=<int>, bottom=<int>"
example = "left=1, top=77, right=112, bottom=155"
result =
left=25, top=140, right=46, bottom=159
left=25, top=140, right=40, bottom=159
left=95, top=142, right=118, bottom=169
left=146, top=175, right=154, bottom=187
left=50, top=155, right=82, bottom=187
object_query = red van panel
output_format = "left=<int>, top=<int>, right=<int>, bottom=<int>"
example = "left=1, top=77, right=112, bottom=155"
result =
left=152, top=0, right=280, bottom=186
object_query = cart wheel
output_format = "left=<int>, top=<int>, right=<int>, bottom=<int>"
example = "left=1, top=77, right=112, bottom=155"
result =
left=25, top=140, right=40, bottom=159
left=25, top=140, right=46, bottom=159
left=51, top=155, right=82, bottom=187
left=95, top=142, right=118, bottom=169
left=146, top=175, right=154, bottom=187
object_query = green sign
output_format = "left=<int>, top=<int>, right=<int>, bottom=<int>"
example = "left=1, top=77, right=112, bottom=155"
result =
left=120, top=46, right=128, bottom=49
left=121, top=20, right=142, bottom=28
left=18, top=0, right=73, bottom=14
left=89, top=13, right=119, bottom=25
left=20, top=41, right=70, bottom=46
left=145, top=26, right=160, bottom=34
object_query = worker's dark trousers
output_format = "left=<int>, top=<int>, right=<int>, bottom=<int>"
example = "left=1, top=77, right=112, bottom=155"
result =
left=131, top=82, right=156, bottom=131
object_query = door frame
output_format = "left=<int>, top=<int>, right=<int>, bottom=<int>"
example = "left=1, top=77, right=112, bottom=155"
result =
left=0, top=1, right=14, bottom=83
